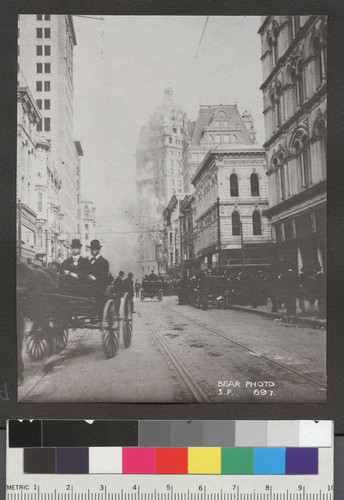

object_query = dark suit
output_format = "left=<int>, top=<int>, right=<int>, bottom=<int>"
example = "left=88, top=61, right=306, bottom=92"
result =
left=89, top=255, right=110, bottom=284
left=60, top=255, right=91, bottom=281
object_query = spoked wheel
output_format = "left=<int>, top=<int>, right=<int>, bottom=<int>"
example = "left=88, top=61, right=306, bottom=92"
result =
left=121, top=293, right=133, bottom=348
left=102, top=299, right=119, bottom=359
left=51, top=325, right=69, bottom=353
left=26, top=322, right=48, bottom=361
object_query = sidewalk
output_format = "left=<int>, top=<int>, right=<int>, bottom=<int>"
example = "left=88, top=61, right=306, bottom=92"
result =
left=226, top=302, right=326, bottom=329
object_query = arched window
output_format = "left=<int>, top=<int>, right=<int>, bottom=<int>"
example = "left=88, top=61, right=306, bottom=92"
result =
left=250, top=173, right=260, bottom=196
left=313, top=34, right=326, bottom=88
left=294, top=132, right=311, bottom=188
left=272, top=23, right=279, bottom=65
left=230, top=174, right=239, bottom=197
left=232, top=211, right=241, bottom=236
left=292, top=59, right=304, bottom=106
left=252, top=211, right=262, bottom=235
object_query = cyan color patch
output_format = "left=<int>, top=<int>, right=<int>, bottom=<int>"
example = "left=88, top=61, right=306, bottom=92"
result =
left=253, top=447, right=286, bottom=475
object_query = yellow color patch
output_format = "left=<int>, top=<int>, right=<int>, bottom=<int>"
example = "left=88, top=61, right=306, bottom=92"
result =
left=188, top=447, right=221, bottom=474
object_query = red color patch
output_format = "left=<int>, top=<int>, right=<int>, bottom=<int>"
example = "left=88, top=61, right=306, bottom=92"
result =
left=156, top=447, right=188, bottom=474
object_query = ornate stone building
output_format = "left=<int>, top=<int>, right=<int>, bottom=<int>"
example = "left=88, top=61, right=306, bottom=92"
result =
left=17, top=87, right=41, bottom=263
left=259, top=16, right=327, bottom=273
left=190, top=147, right=271, bottom=271
left=182, top=105, right=257, bottom=193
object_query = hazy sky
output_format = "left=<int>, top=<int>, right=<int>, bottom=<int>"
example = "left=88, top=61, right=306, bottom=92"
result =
left=72, top=16, right=264, bottom=248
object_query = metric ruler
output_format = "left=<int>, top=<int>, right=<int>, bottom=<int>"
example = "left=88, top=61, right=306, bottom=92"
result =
left=6, top=420, right=334, bottom=500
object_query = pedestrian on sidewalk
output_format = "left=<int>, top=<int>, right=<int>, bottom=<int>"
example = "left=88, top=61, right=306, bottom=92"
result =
left=284, top=268, right=297, bottom=316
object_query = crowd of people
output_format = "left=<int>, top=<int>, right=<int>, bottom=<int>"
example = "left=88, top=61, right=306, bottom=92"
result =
left=55, top=239, right=325, bottom=319
left=175, top=265, right=326, bottom=319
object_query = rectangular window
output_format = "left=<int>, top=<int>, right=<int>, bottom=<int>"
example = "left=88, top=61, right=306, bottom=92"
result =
left=44, top=117, right=50, bottom=131
left=85, top=234, right=88, bottom=240
left=215, top=135, right=221, bottom=143
left=44, top=81, right=50, bottom=91
left=36, top=28, right=42, bottom=38
left=44, top=63, right=51, bottom=73
left=37, top=193, right=42, bottom=212
left=44, top=45, right=51, bottom=55
left=37, top=14, right=43, bottom=20
left=36, top=63, right=42, bottom=73
left=36, top=45, right=43, bottom=56
left=36, top=81, right=42, bottom=91
left=45, top=14, right=51, bottom=20
left=44, top=99, right=50, bottom=110
left=36, top=99, right=42, bottom=110
left=44, top=28, right=50, bottom=38
left=37, top=120, right=42, bottom=132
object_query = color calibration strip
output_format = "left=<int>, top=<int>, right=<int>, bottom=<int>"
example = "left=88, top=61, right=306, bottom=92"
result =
left=22, top=446, right=319, bottom=475
left=8, top=420, right=332, bottom=448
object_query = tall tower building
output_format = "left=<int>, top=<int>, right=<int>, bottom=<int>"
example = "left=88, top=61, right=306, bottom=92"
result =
left=136, top=87, right=187, bottom=275
left=18, top=15, right=80, bottom=254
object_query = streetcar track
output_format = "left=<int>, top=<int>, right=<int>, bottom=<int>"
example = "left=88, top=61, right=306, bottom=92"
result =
left=137, top=311, right=211, bottom=403
left=162, top=304, right=326, bottom=390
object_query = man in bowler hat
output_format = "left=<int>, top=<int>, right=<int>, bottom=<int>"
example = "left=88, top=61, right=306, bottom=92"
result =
left=88, top=239, right=110, bottom=285
left=60, top=239, right=90, bottom=282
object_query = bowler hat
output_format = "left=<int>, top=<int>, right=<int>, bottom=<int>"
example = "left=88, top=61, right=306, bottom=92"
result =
left=71, top=239, right=82, bottom=249
left=90, top=239, right=102, bottom=250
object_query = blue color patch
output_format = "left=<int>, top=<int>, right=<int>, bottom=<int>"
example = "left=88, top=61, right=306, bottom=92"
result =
left=253, top=447, right=285, bottom=474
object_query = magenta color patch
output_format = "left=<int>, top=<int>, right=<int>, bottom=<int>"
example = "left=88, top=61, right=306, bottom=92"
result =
left=122, top=447, right=156, bottom=474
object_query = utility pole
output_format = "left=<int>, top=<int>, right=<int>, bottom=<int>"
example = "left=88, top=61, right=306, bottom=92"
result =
left=240, top=221, right=245, bottom=270
left=17, top=199, right=22, bottom=262
left=216, top=197, right=222, bottom=270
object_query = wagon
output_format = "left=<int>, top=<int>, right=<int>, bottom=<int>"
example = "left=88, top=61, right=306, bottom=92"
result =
left=140, top=279, right=163, bottom=301
left=17, top=265, right=133, bottom=362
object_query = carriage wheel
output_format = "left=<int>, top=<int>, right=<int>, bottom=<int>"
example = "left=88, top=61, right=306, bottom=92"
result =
left=140, top=290, right=144, bottom=301
left=27, top=323, right=48, bottom=361
left=52, top=326, right=69, bottom=353
left=121, top=293, right=133, bottom=348
left=102, top=299, right=119, bottom=359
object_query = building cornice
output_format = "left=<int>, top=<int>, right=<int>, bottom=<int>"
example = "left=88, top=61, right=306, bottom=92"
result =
left=258, top=16, right=272, bottom=35
left=191, top=148, right=266, bottom=186
left=263, top=180, right=326, bottom=218
left=263, top=83, right=327, bottom=149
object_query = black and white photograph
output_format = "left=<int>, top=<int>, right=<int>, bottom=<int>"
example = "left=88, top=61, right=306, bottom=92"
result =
left=16, top=15, right=327, bottom=403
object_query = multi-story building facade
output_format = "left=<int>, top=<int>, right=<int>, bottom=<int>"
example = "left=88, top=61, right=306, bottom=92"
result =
left=190, top=145, right=271, bottom=271
left=162, top=193, right=187, bottom=275
left=182, top=105, right=257, bottom=193
left=136, top=87, right=187, bottom=275
left=18, top=15, right=83, bottom=261
left=259, top=16, right=327, bottom=273
left=17, top=87, right=41, bottom=263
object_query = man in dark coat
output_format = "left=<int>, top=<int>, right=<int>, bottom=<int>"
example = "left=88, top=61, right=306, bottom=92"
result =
left=88, top=239, right=110, bottom=304
left=88, top=240, right=110, bottom=284
left=123, top=272, right=135, bottom=312
left=148, top=269, right=158, bottom=280
left=60, top=239, right=91, bottom=282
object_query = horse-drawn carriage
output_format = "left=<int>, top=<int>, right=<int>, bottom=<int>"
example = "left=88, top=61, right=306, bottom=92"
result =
left=17, top=263, right=133, bottom=370
left=140, top=278, right=163, bottom=301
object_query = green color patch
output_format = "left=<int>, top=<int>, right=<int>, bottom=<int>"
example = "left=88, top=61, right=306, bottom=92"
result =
left=221, top=447, right=254, bottom=474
